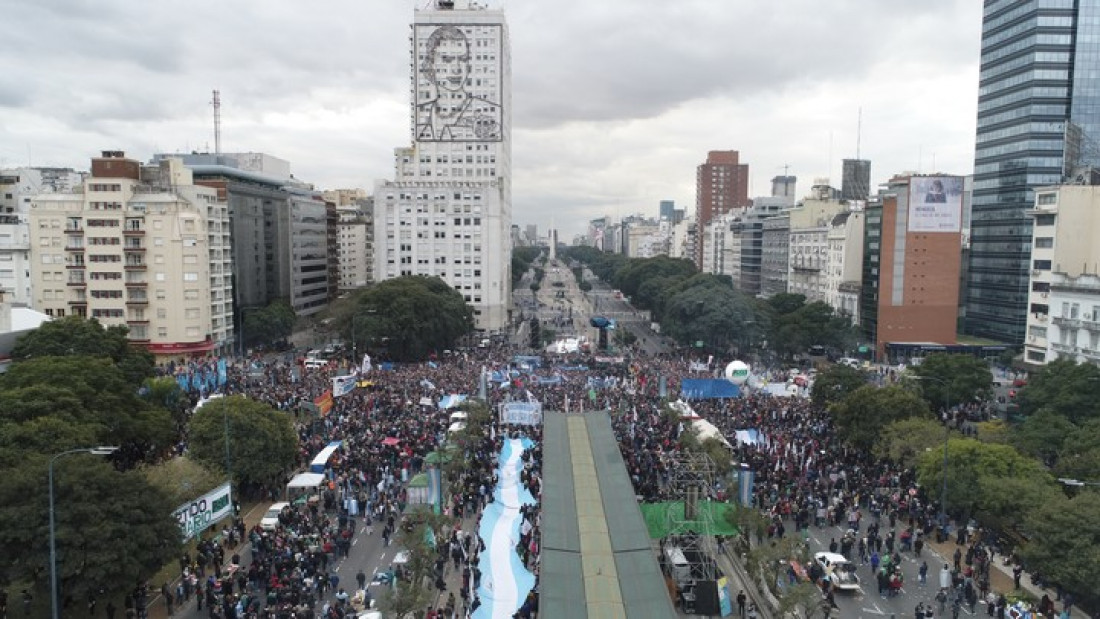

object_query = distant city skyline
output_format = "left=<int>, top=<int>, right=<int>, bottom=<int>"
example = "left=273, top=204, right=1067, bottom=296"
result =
left=0, top=0, right=982, bottom=237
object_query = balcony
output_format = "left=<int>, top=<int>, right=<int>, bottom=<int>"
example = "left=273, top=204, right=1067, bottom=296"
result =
left=124, top=244, right=145, bottom=252
left=1053, top=316, right=1082, bottom=329
left=67, top=279, right=86, bottom=287
left=124, top=261, right=146, bottom=270
left=126, top=318, right=150, bottom=325
left=123, top=227, right=144, bottom=236
left=66, top=262, right=85, bottom=270
left=124, top=279, right=147, bottom=287
left=126, top=295, right=148, bottom=305
left=64, top=227, right=83, bottom=234
left=69, top=298, right=88, bottom=306
left=1051, top=342, right=1078, bottom=354
left=65, top=244, right=85, bottom=252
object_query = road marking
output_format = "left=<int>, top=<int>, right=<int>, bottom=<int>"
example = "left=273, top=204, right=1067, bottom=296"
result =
left=862, top=606, right=887, bottom=615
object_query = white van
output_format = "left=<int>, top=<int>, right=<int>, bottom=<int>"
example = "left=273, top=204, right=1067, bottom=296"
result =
left=261, top=502, right=289, bottom=531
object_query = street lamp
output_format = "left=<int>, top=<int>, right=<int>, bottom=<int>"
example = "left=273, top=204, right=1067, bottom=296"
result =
left=913, top=375, right=951, bottom=536
left=49, top=446, right=119, bottom=619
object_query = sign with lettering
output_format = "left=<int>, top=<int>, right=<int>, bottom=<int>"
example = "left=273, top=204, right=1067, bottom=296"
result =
left=173, top=482, right=233, bottom=542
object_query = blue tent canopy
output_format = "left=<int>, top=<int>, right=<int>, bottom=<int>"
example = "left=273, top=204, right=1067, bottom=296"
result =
left=681, top=379, right=740, bottom=400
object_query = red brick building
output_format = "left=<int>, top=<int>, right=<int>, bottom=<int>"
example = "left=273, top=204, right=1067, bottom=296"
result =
left=695, top=151, right=750, bottom=266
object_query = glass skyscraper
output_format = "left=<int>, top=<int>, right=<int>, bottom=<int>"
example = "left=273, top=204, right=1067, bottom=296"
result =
left=967, top=0, right=1100, bottom=344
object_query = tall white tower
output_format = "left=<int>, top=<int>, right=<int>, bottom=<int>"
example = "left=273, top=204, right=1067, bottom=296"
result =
left=374, top=0, right=512, bottom=332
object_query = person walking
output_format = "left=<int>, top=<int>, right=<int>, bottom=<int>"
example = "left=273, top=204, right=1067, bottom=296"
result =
left=356, top=569, right=367, bottom=591
left=736, top=590, right=746, bottom=618
left=919, top=561, right=928, bottom=586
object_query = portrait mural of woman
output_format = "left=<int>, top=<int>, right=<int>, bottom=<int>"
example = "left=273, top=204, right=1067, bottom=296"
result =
left=415, top=24, right=502, bottom=142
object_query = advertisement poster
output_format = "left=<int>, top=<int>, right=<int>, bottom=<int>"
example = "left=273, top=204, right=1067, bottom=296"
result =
left=173, top=481, right=232, bottom=542
left=717, top=576, right=733, bottom=616
left=908, top=176, right=963, bottom=232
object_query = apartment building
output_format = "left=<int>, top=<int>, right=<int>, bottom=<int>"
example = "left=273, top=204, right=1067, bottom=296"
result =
left=28, top=152, right=234, bottom=360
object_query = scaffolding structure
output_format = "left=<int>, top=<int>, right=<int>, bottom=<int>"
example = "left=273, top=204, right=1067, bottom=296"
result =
left=658, top=450, right=723, bottom=613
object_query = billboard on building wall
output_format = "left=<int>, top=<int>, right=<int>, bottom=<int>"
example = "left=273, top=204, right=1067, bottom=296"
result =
left=413, top=23, right=503, bottom=142
left=908, top=176, right=963, bottom=233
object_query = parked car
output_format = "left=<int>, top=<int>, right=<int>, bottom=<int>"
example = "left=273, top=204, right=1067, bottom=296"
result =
left=814, top=552, right=860, bottom=591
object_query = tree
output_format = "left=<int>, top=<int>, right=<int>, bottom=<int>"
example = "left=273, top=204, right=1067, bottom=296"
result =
left=831, top=385, right=930, bottom=451
left=916, top=438, right=1056, bottom=525
left=11, top=315, right=154, bottom=384
left=662, top=281, right=757, bottom=352
left=344, top=276, right=474, bottom=361
left=810, top=364, right=868, bottom=408
left=0, top=357, right=174, bottom=462
left=1053, top=418, right=1100, bottom=481
left=1020, top=491, right=1100, bottom=609
left=874, top=417, right=956, bottom=470
left=1015, top=359, right=1100, bottom=423
left=242, top=299, right=296, bottom=349
left=140, top=457, right=226, bottom=507
left=778, top=583, right=830, bottom=619
left=0, top=454, right=180, bottom=604
left=377, top=508, right=454, bottom=618
left=769, top=301, right=858, bottom=359
left=187, top=396, right=297, bottom=490
left=1011, top=409, right=1077, bottom=466
left=911, top=353, right=993, bottom=410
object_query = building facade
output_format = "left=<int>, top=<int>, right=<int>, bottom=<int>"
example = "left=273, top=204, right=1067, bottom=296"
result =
left=787, top=200, right=849, bottom=303
left=760, top=214, right=791, bottom=297
left=966, top=0, right=1100, bottom=344
left=824, top=210, right=865, bottom=324
left=28, top=153, right=234, bottom=360
left=374, top=0, right=512, bottom=331
left=337, top=200, right=374, bottom=291
left=0, top=168, right=85, bottom=306
left=162, top=153, right=334, bottom=319
left=695, top=151, right=751, bottom=267
left=1023, top=184, right=1100, bottom=365
left=861, top=175, right=965, bottom=359
left=841, top=159, right=871, bottom=202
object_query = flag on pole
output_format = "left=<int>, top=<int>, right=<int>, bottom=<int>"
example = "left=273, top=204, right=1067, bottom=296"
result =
left=333, top=375, right=358, bottom=397
left=361, top=354, right=372, bottom=375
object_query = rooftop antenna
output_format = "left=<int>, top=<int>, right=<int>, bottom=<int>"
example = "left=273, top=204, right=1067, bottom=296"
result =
left=211, top=89, right=222, bottom=155
left=856, top=107, right=862, bottom=160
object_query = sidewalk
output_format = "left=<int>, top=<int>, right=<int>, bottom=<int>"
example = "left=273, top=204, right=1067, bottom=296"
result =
left=923, top=533, right=1057, bottom=604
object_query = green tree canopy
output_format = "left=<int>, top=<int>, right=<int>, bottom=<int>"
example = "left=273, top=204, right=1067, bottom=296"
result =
left=187, top=395, right=297, bottom=489
left=831, top=385, right=930, bottom=450
left=1020, top=491, right=1100, bottom=609
left=874, top=417, right=956, bottom=470
left=766, top=299, right=858, bottom=359
left=916, top=438, right=1056, bottom=526
left=810, top=364, right=868, bottom=408
left=1011, top=409, right=1078, bottom=466
left=1015, top=359, right=1100, bottom=423
left=242, top=299, right=296, bottom=349
left=910, top=353, right=993, bottom=409
left=140, top=456, right=226, bottom=507
left=344, top=276, right=474, bottom=361
left=1053, top=417, right=1100, bottom=482
left=0, top=455, right=180, bottom=603
left=0, top=356, right=174, bottom=461
left=662, top=281, right=757, bottom=352
left=11, top=315, right=154, bottom=384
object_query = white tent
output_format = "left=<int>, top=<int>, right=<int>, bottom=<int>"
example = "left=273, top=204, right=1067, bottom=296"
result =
left=286, top=472, right=325, bottom=491
left=691, top=418, right=732, bottom=450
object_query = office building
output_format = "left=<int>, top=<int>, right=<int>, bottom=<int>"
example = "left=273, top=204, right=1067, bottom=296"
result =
left=161, top=153, right=334, bottom=318
left=760, top=214, right=791, bottom=297
left=825, top=210, right=865, bottom=324
left=28, top=152, right=234, bottom=360
left=1023, top=184, right=1100, bottom=365
left=966, top=0, right=1100, bottom=344
left=695, top=151, right=751, bottom=266
left=374, top=0, right=512, bottom=332
left=842, top=159, right=871, bottom=202
left=861, top=175, right=965, bottom=360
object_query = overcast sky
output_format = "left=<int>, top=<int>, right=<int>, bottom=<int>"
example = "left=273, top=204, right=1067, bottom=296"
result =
left=1, top=0, right=982, bottom=238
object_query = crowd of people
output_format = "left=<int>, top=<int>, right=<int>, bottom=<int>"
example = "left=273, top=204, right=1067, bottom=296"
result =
left=143, top=318, right=1075, bottom=619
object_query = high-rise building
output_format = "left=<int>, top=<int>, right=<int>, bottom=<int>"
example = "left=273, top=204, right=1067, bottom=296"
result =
left=841, top=159, right=871, bottom=202
left=861, top=175, right=965, bottom=360
left=28, top=153, right=235, bottom=360
left=695, top=151, right=751, bottom=266
left=659, top=200, right=676, bottom=221
left=966, top=0, right=1100, bottom=344
left=374, top=0, right=512, bottom=331
left=337, top=199, right=374, bottom=291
